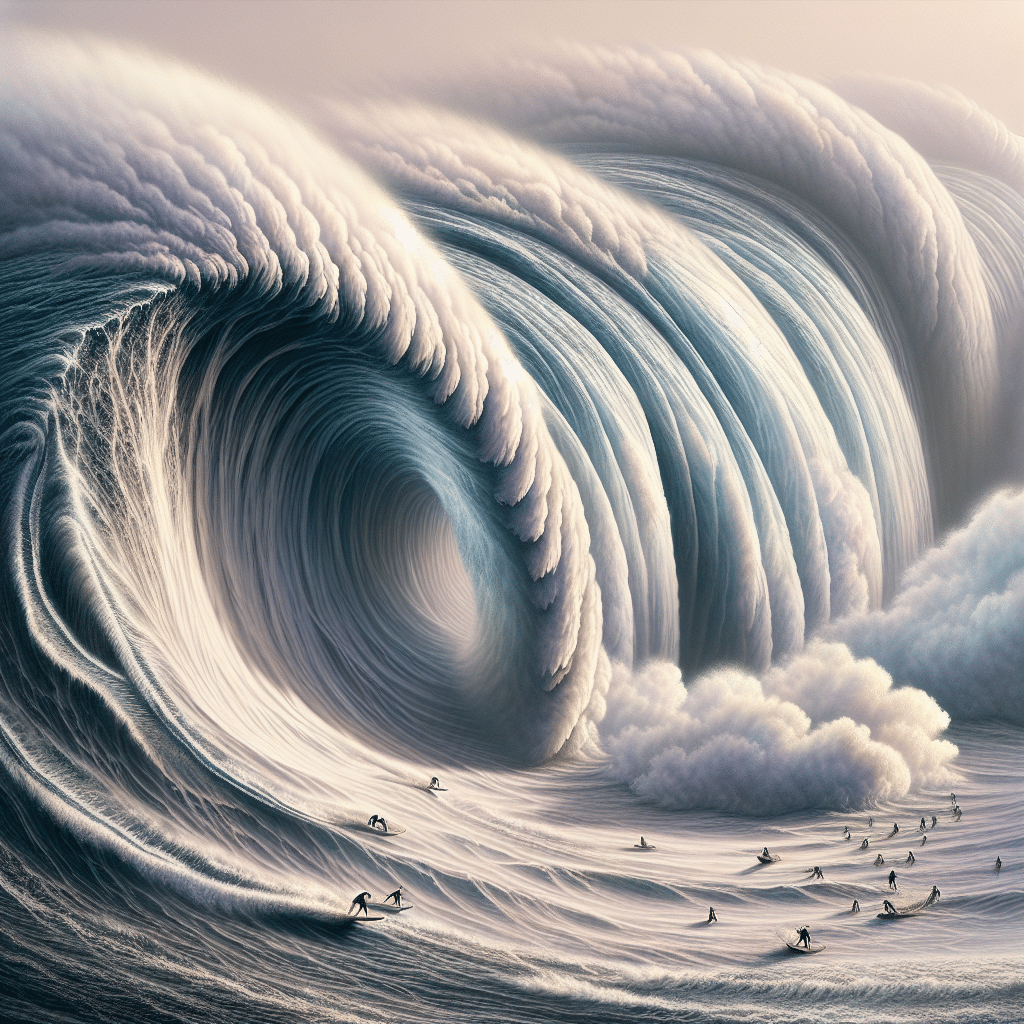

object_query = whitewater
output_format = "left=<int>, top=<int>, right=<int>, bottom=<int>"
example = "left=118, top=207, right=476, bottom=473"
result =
left=0, top=34, right=1021, bottom=1023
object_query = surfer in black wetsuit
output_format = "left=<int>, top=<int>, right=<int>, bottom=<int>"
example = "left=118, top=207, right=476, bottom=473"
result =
left=384, top=887, right=403, bottom=906
left=639, top=836, right=648, bottom=848
left=874, top=854, right=885, bottom=866
left=851, top=899, right=860, bottom=913
left=995, top=857, right=1002, bottom=871
left=921, top=835, right=927, bottom=845
left=429, top=777, right=441, bottom=790
left=882, top=899, right=897, bottom=915
left=810, top=866, right=824, bottom=879
left=796, top=926, right=811, bottom=948
left=868, top=816, right=873, bottom=827
left=350, top=891, right=372, bottom=917
left=762, top=847, right=770, bottom=858
left=707, top=906, right=717, bottom=923
left=931, top=815, right=937, bottom=828
left=892, top=822, right=899, bottom=834
left=368, top=815, right=379, bottom=829
left=860, top=838, right=869, bottom=849
left=888, top=869, right=898, bottom=891
left=906, top=850, right=915, bottom=864
left=929, top=886, right=940, bottom=901
left=919, top=817, right=926, bottom=830
left=950, top=792, right=956, bottom=805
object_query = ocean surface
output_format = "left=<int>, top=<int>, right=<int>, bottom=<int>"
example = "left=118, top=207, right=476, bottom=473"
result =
left=0, top=34, right=1021, bottom=1023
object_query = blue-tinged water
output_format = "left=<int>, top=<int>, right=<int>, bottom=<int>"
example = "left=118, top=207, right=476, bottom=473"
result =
left=0, top=35, right=1021, bottom=1022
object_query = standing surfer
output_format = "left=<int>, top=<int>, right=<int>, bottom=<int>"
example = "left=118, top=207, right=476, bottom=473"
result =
left=888, top=870, right=898, bottom=891
left=707, top=906, right=717, bottom=923
left=796, top=926, right=812, bottom=948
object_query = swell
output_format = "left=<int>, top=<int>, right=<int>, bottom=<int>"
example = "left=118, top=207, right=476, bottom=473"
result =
left=0, top=34, right=1022, bottom=991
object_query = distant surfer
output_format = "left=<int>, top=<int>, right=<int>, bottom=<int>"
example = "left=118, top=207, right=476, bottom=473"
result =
left=843, top=826, right=850, bottom=839
left=906, top=850, right=915, bottom=865
left=796, top=925, right=812, bottom=949
left=639, top=836, right=648, bottom=848
left=882, top=899, right=897, bottom=915
left=920, top=835, right=927, bottom=845
left=868, top=816, right=873, bottom=827
left=707, top=906, right=717, bottom=923
left=851, top=899, right=860, bottom=913
left=368, top=815, right=380, bottom=829
left=888, top=870, right=898, bottom=891
left=762, top=847, right=771, bottom=859
left=950, top=792, right=956, bottom=805
left=892, top=822, right=899, bottom=834
left=931, top=816, right=937, bottom=829
left=919, top=817, right=926, bottom=831
left=429, top=777, right=441, bottom=790
left=995, top=857, right=1002, bottom=871
left=350, top=891, right=372, bottom=917
left=384, top=887, right=404, bottom=906
left=860, top=838, right=869, bottom=849
left=953, top=807, right=962, bottom=820
left=874, top=854, right=885, bottom=866
left=810, top=866, right=824, bottom=879
left=929, top=886, right=940, bottom=902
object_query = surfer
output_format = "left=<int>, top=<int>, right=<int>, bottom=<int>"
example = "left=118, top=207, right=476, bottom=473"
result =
left=851, top=899, right=860, bottom=913
left=929, top=886, right=940, bottom=902
left=888, top=870, right=898, bottom=891
left=950, top=792, right=956, bottom=805
left=931, top=816, right=937, bottom=828
left=892, top=822, right=899, bottom=834
left=995, top=857, right=1002, bottom=871
left=921, top=835, right=927, bottom=845
left=350, top=891, right=372, bottom=917
left=810, top=866, right=824, bottom=879
left=882, top=899, right=897, bottom=915
left=707, top=906, right=717, bottom=923
left=868, top=816, right=873, bottom=827
left=639, top=836, right=648, bottom=848
left=906, top=850, right=915, bottom=865
left=919, top=817, right=926, bottom=831
left=843, top=826, right=850, bottom=839
left=953, top=807, right=962, bottom=820
left=796, top=926, right=812, bottom=949
left=367, top=814, right=380, bottom=829
left=874, top=854, right=885, bottom=866
left=761, top=847, right=771, bottom=859
left=860, top=838, right=869, bottom=849
left=429, top=777, right=441, bottom=790
left=383, top=887, right=404, bottom=906
left=376, top=817, right=389, bottom=832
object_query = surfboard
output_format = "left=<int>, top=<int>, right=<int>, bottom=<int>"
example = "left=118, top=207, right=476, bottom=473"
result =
left=757, top=854, right=780, bottom=864
left=427, top=786, right=448, bottom=792
left=348, top=915, right=385, bottom=923
left=633, top=844, right=657, bottom=850
left=369, top=903, right=413, bottom=913
left=786, top=941, right=825, bottom=954
left=363, top=824, right=406, bottom=836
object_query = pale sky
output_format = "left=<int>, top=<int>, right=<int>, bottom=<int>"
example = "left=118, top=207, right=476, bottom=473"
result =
left=8, top=0, right=1024, bottom=133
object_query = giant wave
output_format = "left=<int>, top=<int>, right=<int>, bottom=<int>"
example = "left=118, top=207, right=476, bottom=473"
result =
left=0, top=33, right=1022, bottom=922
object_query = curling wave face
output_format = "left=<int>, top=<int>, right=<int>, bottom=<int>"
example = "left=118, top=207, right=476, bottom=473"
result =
left=0, top=35, right=1023, bottom=913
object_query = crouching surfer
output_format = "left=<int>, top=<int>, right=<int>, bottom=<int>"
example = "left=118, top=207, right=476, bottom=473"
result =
left=350, top=891, right=372, bottom=917
left=384, top=887, right=404, bottom=907
left=882, top=899, right=897, bottom=916
left=796, top=926, right=812, bottom=949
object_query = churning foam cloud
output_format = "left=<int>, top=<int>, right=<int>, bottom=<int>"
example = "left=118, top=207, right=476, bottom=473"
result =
left=599, top=647, right=956, bottom=816
left=828, top=488, right=1024, bottom=727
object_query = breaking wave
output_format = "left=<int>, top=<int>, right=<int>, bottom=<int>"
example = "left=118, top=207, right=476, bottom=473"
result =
left=1, top=33, right=1022, bottom=872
